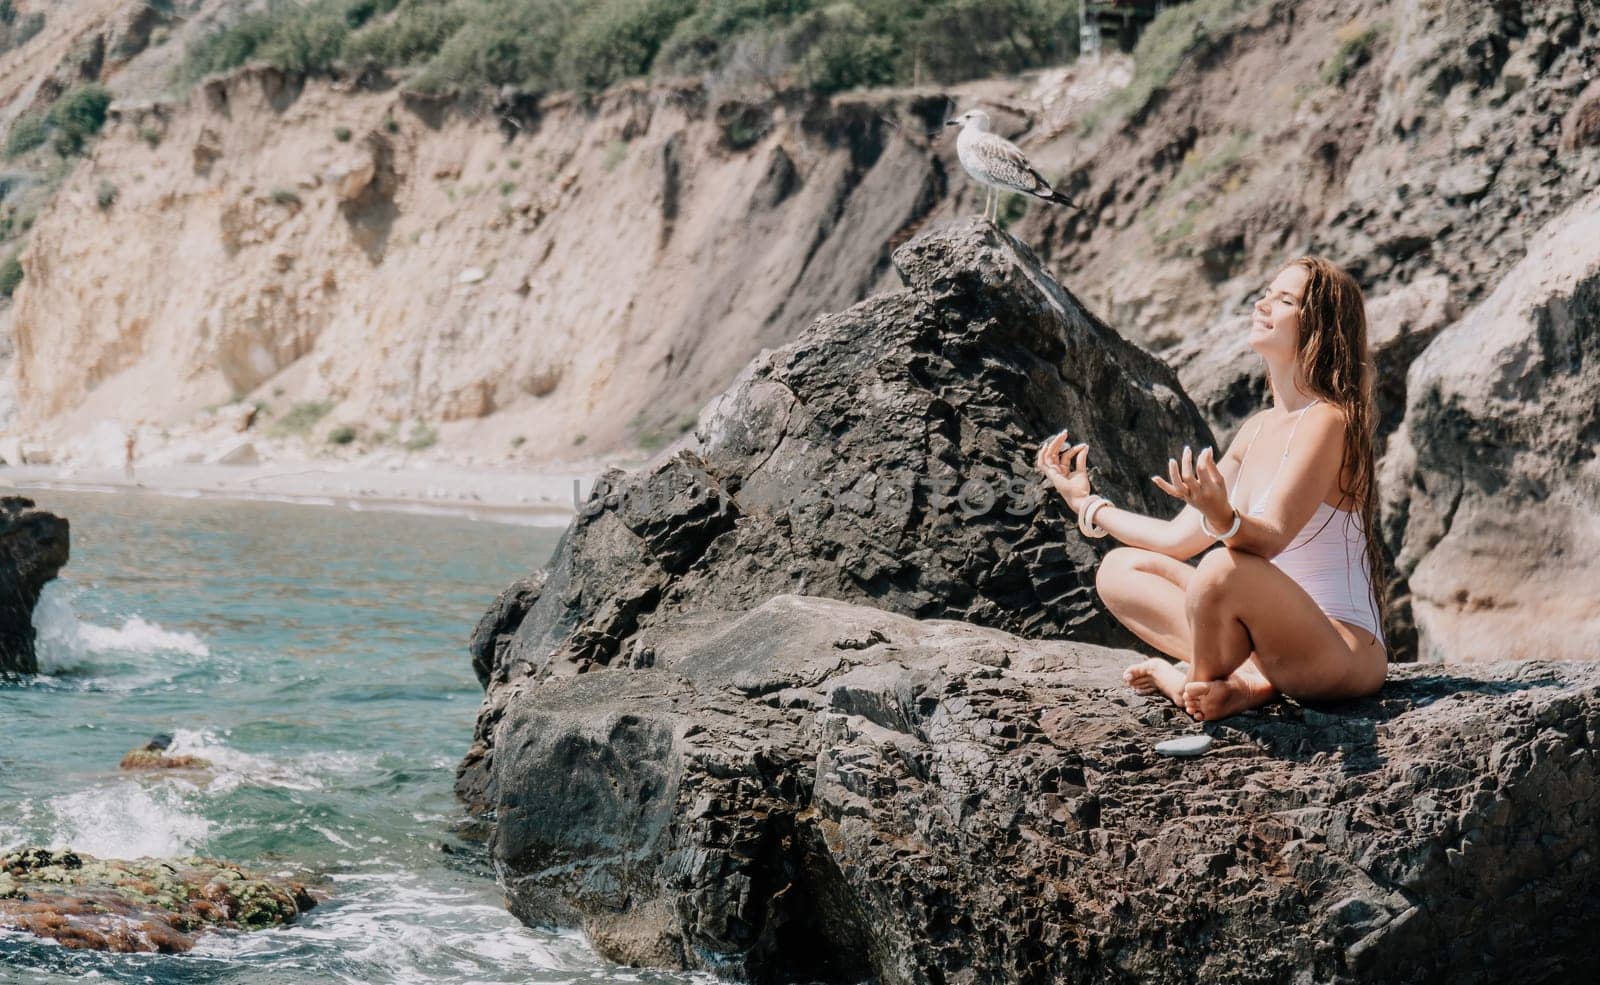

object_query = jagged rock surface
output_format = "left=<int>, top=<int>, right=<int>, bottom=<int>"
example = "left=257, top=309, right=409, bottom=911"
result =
left=457, top=219, right=1213, bottom=804
left=479, top=592, right=1600, bottom=984
left=1381, top=187, right=1600, bottom=663
left=0, top=495, right=69, bottom=675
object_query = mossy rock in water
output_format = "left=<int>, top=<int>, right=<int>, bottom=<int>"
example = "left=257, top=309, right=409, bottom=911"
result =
left=118, top=748, right=211, bottom=770
left=0, top=848, right=318, bottom=952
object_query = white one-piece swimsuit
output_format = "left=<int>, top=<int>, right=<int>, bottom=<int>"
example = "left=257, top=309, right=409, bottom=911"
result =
left=1230, top=402, right=1386, bottom=648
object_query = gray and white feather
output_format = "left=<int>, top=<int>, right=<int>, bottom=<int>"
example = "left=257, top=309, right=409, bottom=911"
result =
left=946, top=109, right=1080, bottom=222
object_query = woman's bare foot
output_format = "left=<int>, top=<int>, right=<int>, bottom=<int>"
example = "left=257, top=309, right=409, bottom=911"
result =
left=1123, top=658, right=1188, bottom=706
left=1181, top=673, right=1277, bottom=722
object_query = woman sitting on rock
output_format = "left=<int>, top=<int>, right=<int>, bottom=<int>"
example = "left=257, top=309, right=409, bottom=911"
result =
left=1036, top=257, right=1387, bottom=722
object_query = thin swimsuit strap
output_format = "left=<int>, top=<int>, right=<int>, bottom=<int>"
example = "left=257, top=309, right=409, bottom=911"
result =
left=1229, top=399, right=1321, bottom=513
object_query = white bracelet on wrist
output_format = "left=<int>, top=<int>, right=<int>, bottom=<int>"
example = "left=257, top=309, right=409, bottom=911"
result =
left=1201, top=507, right=1242, bottom=541
left=1076, top=496, right=1111, bottom=539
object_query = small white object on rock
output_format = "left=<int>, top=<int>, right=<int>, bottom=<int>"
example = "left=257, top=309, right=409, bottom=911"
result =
left=1155, top=734, right=1213, bottom=758
left=457, top=267, right=487, bottom=285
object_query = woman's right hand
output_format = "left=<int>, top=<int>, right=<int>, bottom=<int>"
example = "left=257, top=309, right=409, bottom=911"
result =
left=1035, top=431, right=1092, bottom=512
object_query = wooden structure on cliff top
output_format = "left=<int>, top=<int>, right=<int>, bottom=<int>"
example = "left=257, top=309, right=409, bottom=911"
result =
left=1081, top=0, right=1176, bottom=58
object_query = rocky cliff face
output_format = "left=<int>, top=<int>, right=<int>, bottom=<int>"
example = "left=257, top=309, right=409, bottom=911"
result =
left=7, top=0, right=1595, bottom=476
left=3, top=65, right=950, bottom=464
left=0, top=495, right=69, bottom=674
left=1381, top=188, right=1600, bottom=663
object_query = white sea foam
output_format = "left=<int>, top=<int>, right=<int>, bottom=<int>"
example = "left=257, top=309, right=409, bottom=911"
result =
left=164, top=729, right=376, bottom=793
left=46, top=783, right=214, bottom=859
left=192, top=869, right=612, bottom=983
left=31, top=583, right=210, bottom=673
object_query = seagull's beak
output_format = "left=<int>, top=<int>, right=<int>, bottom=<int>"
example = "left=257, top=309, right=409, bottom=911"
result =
left=944, top=120, right=959, bottom=127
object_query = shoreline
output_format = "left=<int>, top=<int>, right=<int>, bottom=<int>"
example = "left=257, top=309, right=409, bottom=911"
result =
left=0, top=461, right=616, bottom=527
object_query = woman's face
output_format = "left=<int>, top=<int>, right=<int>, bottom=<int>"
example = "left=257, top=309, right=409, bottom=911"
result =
left=1249, top=264, right=1309, bottom=360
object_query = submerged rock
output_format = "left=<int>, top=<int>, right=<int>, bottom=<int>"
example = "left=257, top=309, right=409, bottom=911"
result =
left=118, top=734, right=212, bottom=771
left=0, top=496, right=70, bottom=675
left=0, top=848, right=317, bottom=953
left=480, top=593, right=1600, bottom=984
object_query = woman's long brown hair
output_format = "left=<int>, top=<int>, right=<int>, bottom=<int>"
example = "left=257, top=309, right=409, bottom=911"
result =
left=1286, top=256, right=1387, bottom=637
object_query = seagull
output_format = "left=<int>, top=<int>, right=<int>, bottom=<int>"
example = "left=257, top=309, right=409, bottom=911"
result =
left=945, top=109, right=1081, bottom=222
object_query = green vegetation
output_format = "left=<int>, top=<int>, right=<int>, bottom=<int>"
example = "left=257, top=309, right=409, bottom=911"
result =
left=328, top=425, right=358, bottom=444
left=601, top=139, right=628, bottom=172
left=1137, top=131, right=1251, bottom=249
left=96, top=181, right=117, bottom=210
left=997, top=192, right=1029, bottom=230
left=179, top=0, right=1084, bottom=98
left=0, top=252, right=22, bottom=297
left=1148, top=196, right=1206, bottom=247
left=4, top=114, right=47, bottom=158
left=1166, top=130, right=1249, bottom=197
left=271, top=187, right=302, bottom=206
left=403, top=422, right=438, bottom=451
left=270, top=400, right=334, bottom=436
left=1322, top=19, right=1378, bottom=87
left=139, top=126, right=163, bottom=147
left=47, top=84, right=113, bottom=156
left=334, top=125, right=353, bottom=141
left=0, top=0, right=45, bottom=56
left=5, top=85, right=115, bottom=159
left=498, top=179, right=516, bottom=195
left=1077, top=0, right=1266, bottom=136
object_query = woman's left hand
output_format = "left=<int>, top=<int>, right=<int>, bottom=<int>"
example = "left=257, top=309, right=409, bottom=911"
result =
left=1151, top=445, right=1230, bottom=523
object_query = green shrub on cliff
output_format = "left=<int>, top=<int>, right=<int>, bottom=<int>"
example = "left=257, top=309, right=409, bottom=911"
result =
left=343, top=0, right=465, bottom=67
left=1322, top=19, right=1378, bottom=87
left=0, top=252, right=22, bottom=297
left=270, top=400, right=334, bottom=436
left=1077, top=0, right=1267, bottom=136
left=3, top=114, right=47, bottom=158
left=179, top=0, right=1085, bottom=98
left=47, top=84, right=113, bottom=156
left=555, top=0, right=696, bottom=92
left=0, top=2, right=44, bottom=56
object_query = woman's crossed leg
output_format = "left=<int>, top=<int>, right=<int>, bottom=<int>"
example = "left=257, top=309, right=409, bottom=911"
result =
left=1095, top=546, right=1385, bottom=721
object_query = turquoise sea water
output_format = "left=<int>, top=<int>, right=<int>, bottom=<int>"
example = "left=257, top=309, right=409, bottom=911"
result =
left=0, top=489, right=705, bottom=985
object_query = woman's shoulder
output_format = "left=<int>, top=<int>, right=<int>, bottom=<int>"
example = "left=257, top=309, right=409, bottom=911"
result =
left=1295, top=403, right=1353, bottom=474
left=1306, top=399, right=1352, bottom=433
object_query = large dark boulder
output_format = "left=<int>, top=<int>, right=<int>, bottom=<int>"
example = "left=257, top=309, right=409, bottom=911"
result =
left=480, top=592, right=1600, bottom=984
left=459, top=218, right=1213, bottom=807
left=0, top=496, right=69, bottom=675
